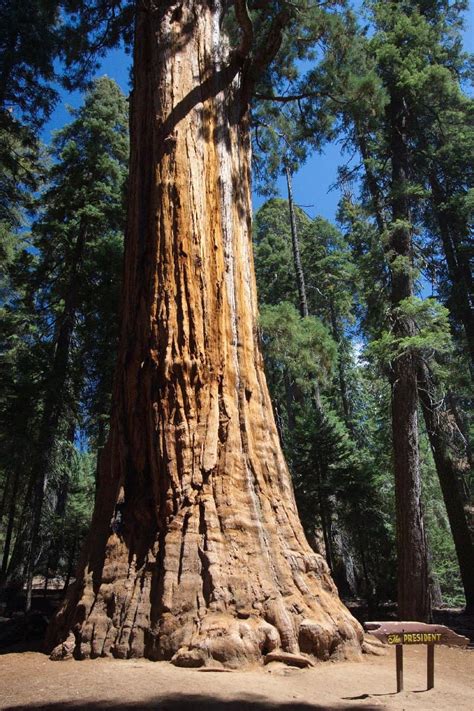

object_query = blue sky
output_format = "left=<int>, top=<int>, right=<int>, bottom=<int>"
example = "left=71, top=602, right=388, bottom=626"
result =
left=43, top=2, right=474, bottom=224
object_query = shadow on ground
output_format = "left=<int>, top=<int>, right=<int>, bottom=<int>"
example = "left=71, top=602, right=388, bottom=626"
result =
left=1, top=695, right=382, bottom=711
left=0, top=612, right=48, bottom=654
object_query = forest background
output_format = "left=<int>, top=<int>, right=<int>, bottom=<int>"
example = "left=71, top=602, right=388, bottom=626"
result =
left=0, top=0, right=473, bottom=625
left=44, top=1, right=474, bottom=223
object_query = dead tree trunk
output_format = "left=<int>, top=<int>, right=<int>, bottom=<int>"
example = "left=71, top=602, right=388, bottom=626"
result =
left=46, top=0, right=362, bottom=666
left=285, top=164, right=308, bottom=319
left=284, top=164, right=321, bottom=410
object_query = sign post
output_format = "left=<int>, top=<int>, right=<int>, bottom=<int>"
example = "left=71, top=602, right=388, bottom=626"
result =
left=396, top=644, right=403, bottom=692
left=427, top=644, right=434, bottom=690
left=365, top=621, right=469, bottom=693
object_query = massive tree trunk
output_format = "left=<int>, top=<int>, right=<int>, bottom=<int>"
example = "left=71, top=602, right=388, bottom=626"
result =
left=388, top=89, right=430, bottom=622
left=46, top=1, right=362, bottom=667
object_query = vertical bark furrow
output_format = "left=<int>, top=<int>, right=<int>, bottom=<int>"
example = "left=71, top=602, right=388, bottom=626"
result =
left=47, top=0, right=362, bottom=667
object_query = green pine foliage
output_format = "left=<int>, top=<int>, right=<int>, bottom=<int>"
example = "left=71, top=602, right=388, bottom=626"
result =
left=254, top=198, right=396, bottom=603
left=0, top=1, right=60, bottom=129
left=331, top=0, right=473, bottom=610
left=0, top=76, right=128, bottom=596
left=369, top=296, right=453, bottom=365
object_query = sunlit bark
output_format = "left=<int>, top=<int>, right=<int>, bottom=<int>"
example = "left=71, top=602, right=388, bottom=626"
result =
left=47, top=0, right=362, bottom=666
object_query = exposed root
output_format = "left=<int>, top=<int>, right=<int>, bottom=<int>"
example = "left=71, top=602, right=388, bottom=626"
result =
left=49, top=632, right=76, bottom=661
left=362, top=634, right=388, bottom=656
left=264, top=651, right=314, bottom=668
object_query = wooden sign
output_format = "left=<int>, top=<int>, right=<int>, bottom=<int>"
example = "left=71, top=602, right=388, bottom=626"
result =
left=365, top=621, right=469, bottom=647
left=364, top=621, right=469, bottom=693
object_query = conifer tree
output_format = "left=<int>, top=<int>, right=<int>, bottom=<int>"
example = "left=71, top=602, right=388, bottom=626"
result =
left=320, top=0, right=473, bottom=619
left=1, top=77, right=128, bottom=607
left=256, top=198, right=394, bottom=605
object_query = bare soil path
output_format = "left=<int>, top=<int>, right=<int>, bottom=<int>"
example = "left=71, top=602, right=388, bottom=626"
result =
left=0, top=647, right=472, bottom=711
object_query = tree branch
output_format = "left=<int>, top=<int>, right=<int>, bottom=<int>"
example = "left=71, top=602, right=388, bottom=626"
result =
left=254, top=88, right=363, bottom=106
left=254, top=91, right=318, bottom=102
left=234, top=0, right=254, bottom=58
left=250, top=7, right=292, bottom=76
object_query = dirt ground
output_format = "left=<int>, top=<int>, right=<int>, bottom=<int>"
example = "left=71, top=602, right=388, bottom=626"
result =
left=0, top=646, right=472, bottom=711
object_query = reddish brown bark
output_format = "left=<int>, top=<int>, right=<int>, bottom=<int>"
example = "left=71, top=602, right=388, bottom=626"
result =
left=46, top=0, right=362, bottom=666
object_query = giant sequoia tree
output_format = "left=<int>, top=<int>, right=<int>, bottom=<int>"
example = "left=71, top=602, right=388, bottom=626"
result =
left=47, top=1, right=362, bottom=665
